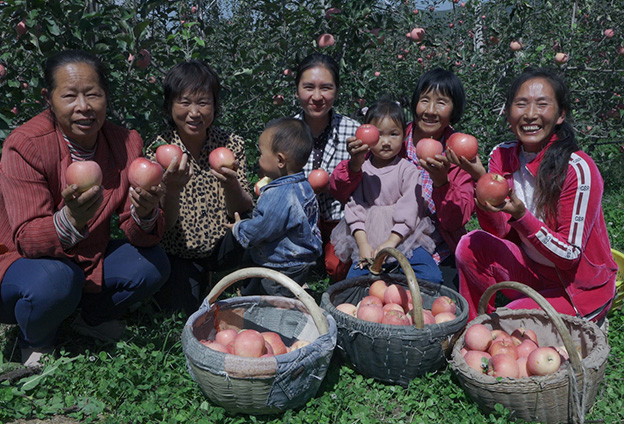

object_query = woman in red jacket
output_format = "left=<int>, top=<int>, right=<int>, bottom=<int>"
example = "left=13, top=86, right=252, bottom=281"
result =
left=456, top=68, right=616, bottom=323
left=0, top=50, right=170, bottom=366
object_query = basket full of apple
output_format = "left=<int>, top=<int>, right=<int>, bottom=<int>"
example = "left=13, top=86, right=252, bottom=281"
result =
left=181, top=267, right=337, bottom=415
left=320, top=247, right=469, bottom=387
left=450, top=281, right=610, bottom=424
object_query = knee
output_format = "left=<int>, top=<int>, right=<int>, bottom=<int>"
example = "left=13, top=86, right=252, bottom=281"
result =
left=136, top=245, right=171, bottom=289
left=456, top=230, right=490, bottom=263
left=27, top=259, right=83, bottom=311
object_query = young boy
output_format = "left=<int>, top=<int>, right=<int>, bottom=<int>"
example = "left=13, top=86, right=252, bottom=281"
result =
left=227, top=117, right=322, bottom=296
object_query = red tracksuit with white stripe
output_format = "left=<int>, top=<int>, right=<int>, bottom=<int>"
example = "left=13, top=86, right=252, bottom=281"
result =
left=456, top=139, right=617, bottom=321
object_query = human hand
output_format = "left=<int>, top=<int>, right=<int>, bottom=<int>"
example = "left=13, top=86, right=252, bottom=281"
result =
left=162, top=153, right=193, bottom=193
left=223, top=211, right=241, bottom=230
left=346, top=136, right=369, bottom=173
left=62, top=184, right=104, bottom=230
left=211, top=163, right=241, bottom=190
left=446, top=148, right=487, bottom=181
left=419, top=154, right=451, bottom=187
left=476, top=188, right=526, bottom=220
left=373, top=234, right=402, bottom=257
left=129, top=184, right=165, bottom=219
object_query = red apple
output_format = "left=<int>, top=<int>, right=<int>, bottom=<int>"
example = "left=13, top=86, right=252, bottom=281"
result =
left=233, top=329, right=266, bottom=358
left=382, top=310, right=410, bottom=325
left=464, top=350, right=491, bottom=374
left=431, top=295, right=457, bottom=316
left=0, top=64, right=6, bottom=79
left=422, top=309, right=436, bottom=325
left=128, top=157, right=163, bottom=190
left=617, top=46, right=624, bottom=56
left=155, top=144, right=183, bottom=169
left=308, top=169, right=329, bottom=193
left=317, top=33, right=335, bottom=48
left=383, top=284, right=409, bottom=311
left=552, top=345, right=570, bottom=362
left=283, top=68, right=291, bottom=76
left=409, top=27, right=425, bottom=41
left=369, top=279, right=388, bottom=302
left=464, top=323, right=493, bottom=352
left=554, top=52, right=569, bottom=64
left=357, top=304, right=384, bottom=323
left=201, top=340, right=230, bottom=353
left=261, top=331, right=288, bottom=355
left=516, top=339, right=539, bottom=358
left=476, top=172, right=509, bottom=206
left=488, top=339, right=518, bottom=360
left=215, top=329, right=238, bottom=348
left=434, top=312, right=456, bottom=323
left=510, top=327, right=539, bottom=346
left=325, top=7, right=341, bottom=19
left=527, top=347, right=561, bottom=376
left=510, top=41, right=523, bottom=51
left=272, top=94, right=284, bottom=106
left=491, top=329, right=512, bottom=343
left=415, top=138, right=443, bottom=160
left=209, top=147, right=236, bottom=170
left=16, top=20, right=27, bottom=36
left=604, top=29, right=615, bottom=38
left=488, top=353, right=520, bottom=378
left=383, top=303, right=405, bottom=314
left=336, top=302, right=358, bottom=317
left=360, top=295, right=383, bottom=308
left=66, top=161, right=103, bottom=193
left=517, top=356, right=530, bottom=378
left=254, top=176, right=272, bottom=196
left=446, top=132, right=478, bottom=161
left=136, top=49, right=151, bottom=69
left=289, top=339, right=312, bottom=352
left=355, top=124, right=380, bottom=147
left=263, top=341, right=275, bottom=356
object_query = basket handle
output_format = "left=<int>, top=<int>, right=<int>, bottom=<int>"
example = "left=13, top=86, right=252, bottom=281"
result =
left=206, top=267, right=329, bottom=335
left=370, top=247, right=424, bottom=329
left=477, top=281, right=582, bottom=374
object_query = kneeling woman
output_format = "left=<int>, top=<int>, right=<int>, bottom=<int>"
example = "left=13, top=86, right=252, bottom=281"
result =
left=456, top=68, right=616, bottom=323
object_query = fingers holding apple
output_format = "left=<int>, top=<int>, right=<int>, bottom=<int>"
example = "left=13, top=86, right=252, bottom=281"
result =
left=62, top=183, right=105, bottom=230
left=129, top=184, right=165, bottom=219
left=163, top=153, right=193, bottom=192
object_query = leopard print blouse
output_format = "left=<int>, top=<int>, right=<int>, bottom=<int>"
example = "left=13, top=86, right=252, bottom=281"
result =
left=146, top=127, right=251, bottom=259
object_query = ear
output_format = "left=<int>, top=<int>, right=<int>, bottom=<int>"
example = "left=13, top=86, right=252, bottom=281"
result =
left=277, top=152, right=287, bottom=169
left=556, top=108, right=566, bottom=126
left=42, top=88, right=51, bottom=106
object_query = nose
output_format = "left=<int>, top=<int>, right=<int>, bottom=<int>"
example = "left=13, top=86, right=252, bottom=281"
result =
left=311, top=88, right=322, bottom=101
left=75, top=94, right=91, bottom=112
left=525, top=102, right=538, bottom=119
left=423, top=101, right=436, bottom=115
left=189, top=103, right=201, bottom=116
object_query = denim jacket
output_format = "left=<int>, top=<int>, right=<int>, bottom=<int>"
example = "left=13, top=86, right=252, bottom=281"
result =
left=232, top=172, right=322, bottom=268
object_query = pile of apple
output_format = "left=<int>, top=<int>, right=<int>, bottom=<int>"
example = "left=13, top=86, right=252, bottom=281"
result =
left=199, top=328, right=311, bottom=358
left=460, top=323, right=570, bottom=378
left=335, top=280, right=458, bottom=325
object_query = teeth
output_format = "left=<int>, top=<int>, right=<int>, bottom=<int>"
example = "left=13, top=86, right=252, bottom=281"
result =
left=522, top=125, right=540, bottom=131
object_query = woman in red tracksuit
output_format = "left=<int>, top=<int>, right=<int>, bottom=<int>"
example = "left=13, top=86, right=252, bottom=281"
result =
left=456, top=68, right=617, bottom=323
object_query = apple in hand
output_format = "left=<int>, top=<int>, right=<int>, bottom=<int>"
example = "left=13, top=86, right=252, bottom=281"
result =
left=209, top=147, right=236, bottom=170
left=415, top=138, right=443, bottom=160
left=355, top=124, right=380, bottom=147
left=446, top=132, right=478, bottom=161
left=308, top=169, right=329, bottom=193
left=527, top=347, right=561, bottom=376
left=254, top=176, right=272, bottom=196
left=66, top=160, right=103, bottom=193
left=128, top=157, right=163, bottom=190
left=155, top=144, right=183, bottom=169
left=475, top=172, right=508, bottom=207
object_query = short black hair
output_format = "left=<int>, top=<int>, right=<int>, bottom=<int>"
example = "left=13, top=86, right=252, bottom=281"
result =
left=163, top=60, right=221, bottom=127
left=44, top=50, right=109, bottom=96
left=410, top=68, right=465, bottom=125
left=264, top=117, right=313, bottom=170
left=364, top=97, right=407, bottom=135
left=295, top=52, right=340, bottom=89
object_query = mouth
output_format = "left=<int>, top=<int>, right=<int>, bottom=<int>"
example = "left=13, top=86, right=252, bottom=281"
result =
left=74, top=119, right=96, bottom=129
left=186, top=121, right=203, bottom=129
left=520, top=125, right=541, bottom=134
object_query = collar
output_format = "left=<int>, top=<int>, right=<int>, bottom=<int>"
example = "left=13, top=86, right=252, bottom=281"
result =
left=523, top=133, right=558, bottom=177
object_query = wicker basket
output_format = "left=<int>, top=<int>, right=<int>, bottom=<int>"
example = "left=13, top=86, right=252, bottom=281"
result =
left=181, top=267, right=337, bottom=415
left=320, top=247, right=469, bottom=387
left=450, top=281, right=610, bottom=424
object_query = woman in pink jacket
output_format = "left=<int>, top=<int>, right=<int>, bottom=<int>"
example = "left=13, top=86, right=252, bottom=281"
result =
left=0, top=50, right=170, bottom=366
left=456, top=68, right=616, bottom=324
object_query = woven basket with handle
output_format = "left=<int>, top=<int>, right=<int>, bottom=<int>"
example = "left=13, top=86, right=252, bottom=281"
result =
left=181, top=267, right=337, bottom=415
left=450, top=281, right=610, bottom=424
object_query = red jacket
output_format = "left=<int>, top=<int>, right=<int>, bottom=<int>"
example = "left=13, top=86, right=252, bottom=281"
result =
left=478, top=139, right=617, bottom=317
left=0, top=109, right=165, bottom=293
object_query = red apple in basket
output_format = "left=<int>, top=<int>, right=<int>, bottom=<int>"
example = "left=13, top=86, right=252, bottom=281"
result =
left=209, top=147, right=236, bottom=170
left=128, top=157, right=163, bottom=190
left=233, top=329, right=266, bottom=358
left=382, top=310, right=410, bottom=326
left=369, top=279, right=388, bottom=302
left=355, top=124, right=380, bottom=147
left=215, top=328, right=238, bottom=348
left=357, top=304, right=384, bottom=323
left=383, top=284, right=409, bottom=311
left=415, top=138, right=443, bottom=160
left=383, top=303, right=405, bottom=314
left=201, top=340, right=230, bottom=353
left=66, top=160, right=103, bottom=193
left=422, top=309, right=436, bottom=325
left=527, top=347, right=561, bottom=376
left=516, top=339, right=538, bottom=358
left=261, top=332, right=288, bottom=355
left=431, top=295, right=457, bottom=316
left=464, top=350, right=491, bottom=374
left=289, top=339, right=312, bottom=352
left=517, top=356, right=530, bottom=378
left=360, top=295, right=383, bottom=308
left=489, top=339, right=518, bottom=360
left=434, top=312, right=456, bottom=323
left=476, top=172, right=509, bottom=207
left=308, top=169, right=329, bottom=193
left=155, top=144, right=183, bottom=169
left=336, top=303, right=358, bottom=317
left=510, top=327, right=539, bottom=346
left=487, top=353, right=520, bottom=378
left=464, top=323, right=493, bottom=352
left=446, top=132, right=478, bottom=161
left=553, top=345, right=570, bottom=361
left=491, top=329, right=512, bottom=343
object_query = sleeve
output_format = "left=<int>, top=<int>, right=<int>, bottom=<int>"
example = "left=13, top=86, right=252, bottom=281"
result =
left=344, top=176, right=369, bottom=234
left=329, top=159, right=363, bottom=204
left=432, top=164, right=475, bottom=232
left=232, top=188, right=293, bottom=248
left=390, top=165, right=427, bottom=239
left=509, top=154, right=601, bottom=270
left=0, top=134, right=67, bottom=258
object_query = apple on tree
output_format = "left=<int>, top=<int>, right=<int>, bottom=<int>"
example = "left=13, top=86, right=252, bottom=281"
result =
left=66, top=160, right=103, bottom=194
left=317, top=33, right=335, bottom=48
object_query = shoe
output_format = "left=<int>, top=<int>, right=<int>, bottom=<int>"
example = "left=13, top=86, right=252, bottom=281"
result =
left=72, top=315, right=126, bottom=343
left=21, top=346, right=54, bottom=367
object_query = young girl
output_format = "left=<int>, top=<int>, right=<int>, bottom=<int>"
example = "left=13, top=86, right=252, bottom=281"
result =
left=456, top=68, right=617, bottom=323
left=330, top=99, right=442, bottom=282
left=330, top=68, right=477, bottom=287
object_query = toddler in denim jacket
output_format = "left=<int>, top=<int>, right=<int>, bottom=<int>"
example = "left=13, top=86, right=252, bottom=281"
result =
left=227, top=118, right=322, bottom=296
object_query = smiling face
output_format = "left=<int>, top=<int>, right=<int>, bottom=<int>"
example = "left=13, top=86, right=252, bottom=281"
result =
left=46, top=62, right=107, bottom=149
left=296, top=66, right=337, bottom=124
left=507, top=77, right=566, bottom=152
left=171, top=89, right=215, bottom=146
left=369, top=116, right=405, bottom=167
left=413, top=88, right=454, bottom=141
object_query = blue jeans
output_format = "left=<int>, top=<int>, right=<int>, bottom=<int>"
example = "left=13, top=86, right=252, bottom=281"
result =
left=0, top=240, right=169, bottom=348
left=346, top=246, right=443, bottom=284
